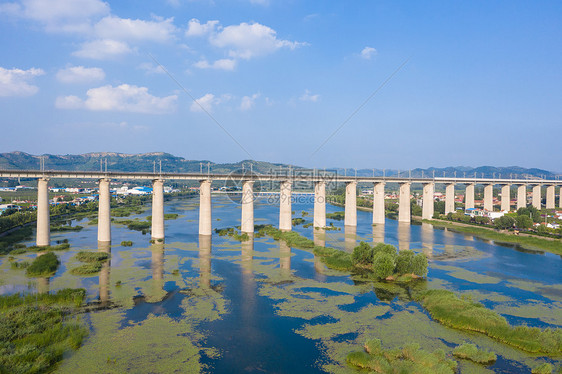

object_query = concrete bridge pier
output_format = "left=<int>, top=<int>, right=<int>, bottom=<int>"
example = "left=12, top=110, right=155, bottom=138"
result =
left=151, top=179, right=165, bottom=240
left=199, top=180, right=212, bottom=236
left=517, top=185, right=526, bottom=210
left=344, top=181, right=357, bottom=227
left=313, top=181, right=326, bottom=228
left=241, top=181, right=255, bottom=234
left=36, top=177, right=50, bottom=247
left=445, top=183, right=455, bottom=215
left=422, top=182, right=434, bottom=220
left=483, top=184, right=493, bottom=211
left=279, top=181, right=292, bottom=231
left=546, top=185, right=555, bottom=209
left=532, top=185, right=541, bottom=210
left=465, top=183, right=475, bottom=210
left=398, top=182, right=411, bottom=223
left=373, top=182, right=385, bottom=225
left=500, top=184, right=511, bottom=212
left=560, top=187, right=562, bottom=209
left=97, top=178, right=111, bottom=243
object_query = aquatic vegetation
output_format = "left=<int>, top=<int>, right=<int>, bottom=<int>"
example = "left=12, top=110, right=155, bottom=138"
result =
left=431, top=264, right=502, bottom=285
left=0, top=290, right=88, bottom=374
left=418, top=290, right=562, bottom=355
left=346, top=339, right=458, bottom=373
left=532, top=362, right=554, bottom=374
left=26, top=252, right=60, bottom=277
left=121, top=240, right=133, bottom=247
left=9, top=260, right=29, bottom=270
left=75, top=251, right=109, bottom=263
left=313, top=246, right=353, bottom=271
left=452, top=343, right=496, bottom=364
left=214, top=227, right=249, bottom=241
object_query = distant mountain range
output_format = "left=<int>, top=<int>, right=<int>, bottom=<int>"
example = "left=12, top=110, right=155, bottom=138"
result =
left=0, top=151, right=558, bottom=179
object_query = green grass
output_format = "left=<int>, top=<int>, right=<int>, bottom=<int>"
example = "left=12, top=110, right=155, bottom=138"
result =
left=50, top=225, right=83, bottom=232
left=313, top=246, right=353, bottom=271
left=532, top=363, right=554, bottom=374
left=346, top=339, right=458, bottom=373
left=425, top=219, right=562, bottom=255
left=26, top=252, right=60, bottom=277
left=452, top=343, right=496, bottom=364
left=70, top=262, right=103, bottom=275
left=10, top=260, right=29, bottom=270
left=418, top=290, right=562, bottom=355
left=75, top=251, right=109, bottom=263
left=326, top=211, right=345, bottom=221
left=0, top=288, right=86, bottom=309
left=0, top=226, right=33, bottom=255
left=0, top=289, right=88, bottom=373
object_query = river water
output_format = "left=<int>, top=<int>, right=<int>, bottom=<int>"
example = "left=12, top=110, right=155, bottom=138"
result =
left=1, top=195, right=561, bottom=373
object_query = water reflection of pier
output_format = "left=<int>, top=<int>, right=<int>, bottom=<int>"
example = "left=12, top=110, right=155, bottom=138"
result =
left=344, top=225, right=356, bottom=252
left=99, top=241, right=111, bottom=306
left=420, top=223, right=434, bottom=258
left=279, top=241, right=291, bottom=278
left=397, top=222, right=410, bottom=251
left=199, top=235, right=212, bottom=289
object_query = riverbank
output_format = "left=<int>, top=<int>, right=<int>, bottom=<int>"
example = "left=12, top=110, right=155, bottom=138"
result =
left=422, top=219, right=562, bottom=256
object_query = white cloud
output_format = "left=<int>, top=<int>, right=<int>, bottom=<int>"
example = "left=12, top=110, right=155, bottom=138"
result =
left=240, top=93, right=260, bottom=111
left=360, top=46, right=377, bottom=60
left=138, top=63, right=165, bottom=75
left=56, top=66, right=105, bottom=83
left=193, top=58, right=236, bottom=71
left=190, top=93, right=217, bottom=113
left=210, top=22, right=306, bottom=59
left=94, top=15, right=176, bottom=42
left=1, top=0, right=109, bottom=33
left=73, top=39, right=133, bottom=59
left=299, top=89, right=319, bottom=102
left=0, top=67, right=44, bottom=97
left=55, top=84, right=177, bottom=114
left=185, top=18, right=219, bottom=37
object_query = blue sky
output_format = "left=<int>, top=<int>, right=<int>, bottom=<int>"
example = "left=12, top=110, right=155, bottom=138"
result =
left=0, top=0, right=561, bottom=171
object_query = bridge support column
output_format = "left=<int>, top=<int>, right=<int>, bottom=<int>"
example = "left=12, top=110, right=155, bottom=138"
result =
left=398, top=182, right=411, bottom=223
left=151, top=179, right=165, bottom=240
left=532, top=185, right=541, bottom=210
left=313, top=181, right=326, bottom=228
left=97, top=178, right=111, bottom=243
left=241, top=181, right=254, bottom=234
left=445, top=183, right=455, bottom=215
left=484, top=184, right=493, bottom=211
left=546, top=185, right=555, bottom=209
left=517, top=185, right=526, bottom=210
left=199, top=180, right=212, bottom=236
left=500, top=184, right=511, bottom=212
left=344, top=181, right=357, bottom=227
left=36, top=177, right=50, bottom=247
left=465, top=183, right=475, bottom=210
left=559, top=187, right=562, bottom=209
left=422, top=182, right=434, bottom=220
left=279, top=181, right=292, bottom=231
left=373, top=182, right=385, bottom=225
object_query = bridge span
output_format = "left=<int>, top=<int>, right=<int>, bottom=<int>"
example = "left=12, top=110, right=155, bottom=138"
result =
left=1, top=169, right=560, bottom=247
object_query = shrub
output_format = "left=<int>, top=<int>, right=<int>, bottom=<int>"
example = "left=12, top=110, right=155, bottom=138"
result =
left=352, top=242, right=374, bottom=266
left=26, top=252, right=60, bottom=277
left=121, top=240, right=133, bottom=247
left=453, top=343, right=497, bottom=364
left=373, top=252, right=395, bottom=279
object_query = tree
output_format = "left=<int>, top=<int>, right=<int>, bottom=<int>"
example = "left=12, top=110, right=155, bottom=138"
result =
left=352, top=241, right=374, bottom=266
left=494, top=216, right=515, bottom=230
left=515, top=215, right=532, bottom=229
left=373, top=243, right=398, bottom=259
left=373, top=252, right=395, bottom=279
left=411, top=253, right=428, bottom=277
left=395, top=250, right=415, bottom=274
